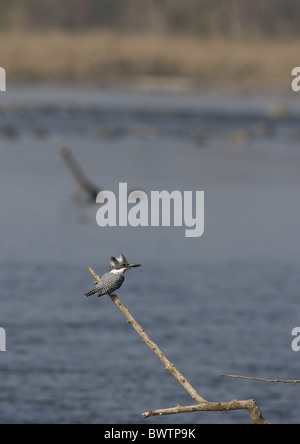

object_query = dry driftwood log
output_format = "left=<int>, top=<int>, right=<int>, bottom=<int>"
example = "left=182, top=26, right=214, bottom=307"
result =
left=87, top=267, right=270, bottom=424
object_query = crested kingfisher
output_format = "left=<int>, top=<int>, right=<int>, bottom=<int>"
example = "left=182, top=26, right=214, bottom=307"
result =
left=84, top=254, right=141, bottom=298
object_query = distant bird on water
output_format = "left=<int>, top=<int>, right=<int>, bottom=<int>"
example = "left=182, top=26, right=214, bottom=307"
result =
left=84, top=254, right=141, bottom=298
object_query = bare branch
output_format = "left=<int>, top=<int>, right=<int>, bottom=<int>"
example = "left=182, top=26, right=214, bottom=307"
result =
left=142, top=399, right=270, bottom=424
left=86, top=267, right=270, bottom=424
left=87, top=265, right=206, bottom=404
left=222, top=374, right=300, bottom=385
left=86, top=267, right=101, bottom=284
left=110, top=293, right=207, bottom=404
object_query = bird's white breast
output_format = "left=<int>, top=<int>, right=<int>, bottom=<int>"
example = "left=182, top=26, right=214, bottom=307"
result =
left=110, top=268, right=126, bottom=275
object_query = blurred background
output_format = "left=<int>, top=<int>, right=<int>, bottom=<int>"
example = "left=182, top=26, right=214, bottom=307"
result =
left=1, top=0, right=300, bottom=424
left=1, top=0, right=300, bottom=88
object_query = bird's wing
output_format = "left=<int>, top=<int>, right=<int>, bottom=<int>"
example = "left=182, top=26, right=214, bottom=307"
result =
left=100, top=272, right=124, bottom=295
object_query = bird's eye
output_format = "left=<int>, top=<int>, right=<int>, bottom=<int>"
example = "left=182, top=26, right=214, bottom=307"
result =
left=123, top=263, right=126, bottom=267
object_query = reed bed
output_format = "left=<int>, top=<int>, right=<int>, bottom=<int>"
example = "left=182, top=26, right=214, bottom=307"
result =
left=1, top=30, right=298, bottom=89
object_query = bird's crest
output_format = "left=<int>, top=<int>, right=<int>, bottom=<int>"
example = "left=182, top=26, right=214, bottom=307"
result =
left=110, top=254, right=128, bottom=270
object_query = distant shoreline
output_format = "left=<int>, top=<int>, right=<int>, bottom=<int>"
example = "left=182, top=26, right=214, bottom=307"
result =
left=1, top=31, right=298, bottom=91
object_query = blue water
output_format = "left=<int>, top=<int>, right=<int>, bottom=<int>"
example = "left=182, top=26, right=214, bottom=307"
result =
left=0, top=85, right=300, bottom=424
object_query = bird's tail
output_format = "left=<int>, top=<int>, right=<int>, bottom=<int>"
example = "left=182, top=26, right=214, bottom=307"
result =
left=84, top=288, right=98, bottom=297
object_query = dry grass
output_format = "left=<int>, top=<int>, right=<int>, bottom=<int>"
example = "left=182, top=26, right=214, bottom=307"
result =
left=1, top=30, right=298, bottom=89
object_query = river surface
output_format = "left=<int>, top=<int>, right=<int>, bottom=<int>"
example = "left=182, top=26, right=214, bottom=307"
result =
left=0, top=85, right=300, bottom=424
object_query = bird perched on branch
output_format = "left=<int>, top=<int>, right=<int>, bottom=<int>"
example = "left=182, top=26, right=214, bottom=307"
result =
left=84, top=254, right=141, bottom=298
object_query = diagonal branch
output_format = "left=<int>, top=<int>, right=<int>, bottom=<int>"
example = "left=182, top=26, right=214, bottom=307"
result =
left=109, top=293, right=207, bottom=404
left=87, top=266, right=206, bottom=404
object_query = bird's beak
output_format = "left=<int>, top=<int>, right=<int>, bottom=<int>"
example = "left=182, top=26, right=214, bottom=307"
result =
left=128, top=264, right=141, bottom=269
